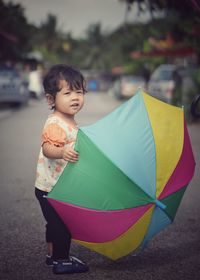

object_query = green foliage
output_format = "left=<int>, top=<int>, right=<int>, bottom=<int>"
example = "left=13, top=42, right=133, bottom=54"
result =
left=0, top=0, right=32, bottom=60
left=1, top=0, right=200, bottom=73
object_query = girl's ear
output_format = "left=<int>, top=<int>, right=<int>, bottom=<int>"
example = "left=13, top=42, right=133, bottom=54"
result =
left=45, top=94, right=55, bottom=108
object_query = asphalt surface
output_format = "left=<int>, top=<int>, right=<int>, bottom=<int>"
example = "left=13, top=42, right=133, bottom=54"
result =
left=0, top=92, right=200, bottom=280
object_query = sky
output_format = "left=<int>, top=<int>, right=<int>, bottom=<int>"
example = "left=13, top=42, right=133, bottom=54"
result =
left=4, top=0, right=151, bottom=38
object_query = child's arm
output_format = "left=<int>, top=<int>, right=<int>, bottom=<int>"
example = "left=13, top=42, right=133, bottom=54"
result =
left=42, top=142, right=79, bottom=162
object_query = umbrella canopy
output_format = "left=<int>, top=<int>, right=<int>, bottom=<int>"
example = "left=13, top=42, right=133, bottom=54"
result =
left=47, top=88, right=195, bottom=260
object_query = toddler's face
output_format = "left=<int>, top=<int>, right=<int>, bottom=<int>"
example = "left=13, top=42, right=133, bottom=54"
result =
left=54, top=79, right=84, bottom=116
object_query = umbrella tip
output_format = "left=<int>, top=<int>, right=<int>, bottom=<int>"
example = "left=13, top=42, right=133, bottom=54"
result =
left=154, top=199, right=167, bottom=210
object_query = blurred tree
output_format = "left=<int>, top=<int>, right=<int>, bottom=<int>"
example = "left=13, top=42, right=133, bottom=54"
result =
left=31, top=14, right=60, bottom=62
left=120, top=0, right=199, bottom=17
left=31, top=14, right=75, bottom=64
left=40, top=14, right=59, bottom=52
left=0, top=0, right=32, bottom=61
left=81, top=23, right=107, bottom=70
left=120, top=0, right=200, bottom=61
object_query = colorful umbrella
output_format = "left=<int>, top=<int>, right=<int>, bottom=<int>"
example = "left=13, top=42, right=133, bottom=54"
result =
left=47, top=88, right=195, bottom=260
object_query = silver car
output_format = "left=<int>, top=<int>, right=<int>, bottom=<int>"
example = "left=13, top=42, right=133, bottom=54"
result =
left=147, top=64, right=182, bottom=104
left=0, top=67, right=29, bottom=106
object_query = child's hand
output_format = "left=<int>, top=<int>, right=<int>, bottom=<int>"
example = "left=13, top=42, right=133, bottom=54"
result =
left=62, top=147, right=79, bottom=162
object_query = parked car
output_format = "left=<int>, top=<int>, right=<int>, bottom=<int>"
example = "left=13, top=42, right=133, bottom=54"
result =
left=147, top=64, right=186, bottom=104
left=111, top=75, right=146, bottom=99
left=0, top=67, right=29, bottom=106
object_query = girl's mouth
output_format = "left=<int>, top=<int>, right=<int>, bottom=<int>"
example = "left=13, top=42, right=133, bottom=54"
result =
left=70, top=103, right=79, bottom=108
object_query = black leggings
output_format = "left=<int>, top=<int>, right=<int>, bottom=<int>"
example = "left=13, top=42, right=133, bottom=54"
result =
left=35, top=188, right=71, bottom=260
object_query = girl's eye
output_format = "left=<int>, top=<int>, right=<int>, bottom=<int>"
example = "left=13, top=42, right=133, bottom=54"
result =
left=64, top=92, right=71, bottom=95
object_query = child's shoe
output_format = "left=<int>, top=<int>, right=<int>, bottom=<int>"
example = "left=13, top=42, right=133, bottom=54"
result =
left=45, top=255, right=54, bottom=266
left=52, top=256, right=89, bottom=274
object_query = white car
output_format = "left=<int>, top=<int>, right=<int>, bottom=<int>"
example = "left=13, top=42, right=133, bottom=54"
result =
left=111, top=75, right=146, bottom=99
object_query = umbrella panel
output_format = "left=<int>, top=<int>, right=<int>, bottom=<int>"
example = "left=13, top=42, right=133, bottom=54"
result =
left=75, top=206, right=154, bottom=260
left=48, top=198, right=152, bottom=243
left=48, top=130, right=153, bottom=211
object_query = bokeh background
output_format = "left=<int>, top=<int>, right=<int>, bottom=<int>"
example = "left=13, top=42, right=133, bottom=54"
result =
left=0, top=1, right=200, bottom=279
left=1, top=0, right=200, bottom=120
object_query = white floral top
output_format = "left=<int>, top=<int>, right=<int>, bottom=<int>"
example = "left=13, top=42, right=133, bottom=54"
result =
left=35, top=114, right=78, bottom=192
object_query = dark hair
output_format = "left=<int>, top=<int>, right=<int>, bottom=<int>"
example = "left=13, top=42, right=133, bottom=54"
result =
left=43, top=64, right=86, bottom=96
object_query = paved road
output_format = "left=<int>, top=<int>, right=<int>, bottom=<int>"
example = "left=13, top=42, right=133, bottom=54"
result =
left=0, top=93, right=199, bottom=280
